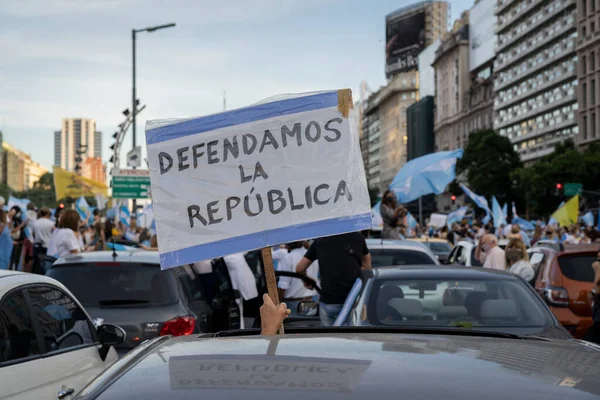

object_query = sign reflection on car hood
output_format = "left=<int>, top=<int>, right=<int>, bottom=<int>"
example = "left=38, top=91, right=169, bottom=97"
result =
left=169, top=354, right=371, bottom=392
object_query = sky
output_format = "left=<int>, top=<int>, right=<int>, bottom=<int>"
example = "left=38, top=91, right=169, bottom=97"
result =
left=0, top=0, right=469, bottom=171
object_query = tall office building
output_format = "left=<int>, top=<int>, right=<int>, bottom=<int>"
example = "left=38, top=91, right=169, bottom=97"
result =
left=576, top=0, right=600, bottom=149
left=54, top=118, right=102, bottom=171
left=494, top=0, right=578, bottom=163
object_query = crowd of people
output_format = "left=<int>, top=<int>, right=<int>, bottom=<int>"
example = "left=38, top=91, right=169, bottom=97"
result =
left=0, top=196, right=158, bottom=272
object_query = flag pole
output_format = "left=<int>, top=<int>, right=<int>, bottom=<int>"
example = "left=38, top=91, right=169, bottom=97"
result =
left=261, top=247, right=284, bottom=334
left=418, top=196, right=423, bottom=226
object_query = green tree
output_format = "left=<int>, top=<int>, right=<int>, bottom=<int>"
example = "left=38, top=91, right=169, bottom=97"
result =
left=456, top=129, right=522, bottom=204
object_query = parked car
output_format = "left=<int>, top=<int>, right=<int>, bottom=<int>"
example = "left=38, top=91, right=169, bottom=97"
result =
left=0, top=270, right=123, bottom=400
left=408, top=238, right=453, bottom=263
left=339, top=265, right=570, bottom=339
left=528, top=244, right=600, bottom=339
left=47, top=251, right=241, bottom=354
left=366, top=239, right=439, bottom=267
left=72, top=327, right=600, bottom=400
left=447, top=241, right=480, bottom=267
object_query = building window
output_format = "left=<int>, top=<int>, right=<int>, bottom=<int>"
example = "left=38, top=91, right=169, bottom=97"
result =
left=592, top=52, right=596, bottom=71
left=583, top=26, right=587, bottom=38
left=583, top=55, right=587, bottom=75
left=592, top=0, right=596, bottom=12
left=592, top=22, right=596, bottom=33
left=582, top=0, right=587, bottom=17
left=583, top=116, right=587, bottom=140
left=592, top=113, right=597, bottom=138
left=592, top=79, right=596, bottom=105
left=583, top=83, right=587, bottom=108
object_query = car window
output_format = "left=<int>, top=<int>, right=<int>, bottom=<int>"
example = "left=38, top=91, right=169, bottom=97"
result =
left=176, top=266, right=205, bottom=302
left=369, top=278, right=550, bottom=329
left=557, top=254, right=596, bottom=282
left=27, top=285, right=95, bottom=354
left=424, top=242, right=453, bottom=253
left=0, top=290, right=40, bottom=363
left=47, top=263, right=178, bottom=307
left=370, top=249, right=437, bottom=267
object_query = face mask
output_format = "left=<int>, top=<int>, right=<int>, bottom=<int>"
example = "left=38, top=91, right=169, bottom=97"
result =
left=482, top=243, right=491, bottom=253
left=506, top=248, right=522, bottom=261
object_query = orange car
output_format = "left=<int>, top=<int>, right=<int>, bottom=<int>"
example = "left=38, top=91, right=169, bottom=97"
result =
left=529, top=243, right=599, bottom=339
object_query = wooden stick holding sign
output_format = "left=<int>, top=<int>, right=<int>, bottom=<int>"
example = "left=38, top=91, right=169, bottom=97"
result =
left=261, top=247, right=285, bottom=335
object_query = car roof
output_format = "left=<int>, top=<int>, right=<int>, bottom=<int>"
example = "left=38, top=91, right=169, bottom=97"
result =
left=79, top=333, right=600, bottom=400
left=407, top=238, right=449, bottom=243
left=52, top=250, right=160, bottom=266
left=372, top=265, right=518, bottom=280
left=0, top=270, right=78, bottom=294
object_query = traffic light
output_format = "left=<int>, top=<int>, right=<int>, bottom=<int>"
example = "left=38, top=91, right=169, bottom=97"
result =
left=451, top=195, right=456, bottom=205
left=556, top=183, right=563, bottom=190
left=59, top=203, right=64, bottom=209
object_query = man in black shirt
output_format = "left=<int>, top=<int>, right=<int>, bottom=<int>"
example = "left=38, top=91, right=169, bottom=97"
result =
left=296, top=232, right=371, bottom=325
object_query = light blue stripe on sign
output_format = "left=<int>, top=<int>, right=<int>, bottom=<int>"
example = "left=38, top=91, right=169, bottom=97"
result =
left=146, top=91, right=339, bottom=145
left=159, top=212, right=372, bottom=270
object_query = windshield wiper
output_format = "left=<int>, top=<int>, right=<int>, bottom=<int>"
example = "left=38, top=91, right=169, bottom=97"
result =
left=212, top=326, right=532, bottom=340
left=98, top=299, right=150, bottom=306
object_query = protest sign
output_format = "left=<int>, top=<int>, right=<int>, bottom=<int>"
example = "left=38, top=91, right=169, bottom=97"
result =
left=145, top=90, right=371, bottom=270
left=169, top=354, right=372, bottom=392
left=429, top=213, right=447, bottom=228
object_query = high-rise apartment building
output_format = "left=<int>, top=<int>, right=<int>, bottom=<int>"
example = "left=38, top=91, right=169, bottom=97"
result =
left=494, top=0, right=578, bottom=163
left=576, top=0, right=600, bottom=149
left=433, top=16, right=471, bottom=151
left=362, top=72, right=419, bottom=194
left=54, top=118, right=102, bottom=171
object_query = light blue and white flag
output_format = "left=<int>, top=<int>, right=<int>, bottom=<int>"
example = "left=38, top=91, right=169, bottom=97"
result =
left=459, top=183, right=491, bottom=220
left=447, top=206, right=469, bottom=227
left=138, top=204, right=155, bottom=230
left=389, top=149, right=463, bottom=204
left=120, top=206, right=131, bottom=227
left=512, top=202, right=518, bottom=218
left=371, top=201, right=383, bottom=230
left=95, top=194, right=107, bottom=211
left=492, top=196, right=507, bottom=228
left=581, top=211, right=594, bottom=227
left=406, top=211, right=418, bottom=229
left=512, top=216, right=535, bottom=231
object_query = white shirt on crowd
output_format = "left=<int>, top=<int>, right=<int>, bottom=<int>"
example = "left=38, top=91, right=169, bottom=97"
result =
left=508, top=260, right=535, bottom=281
left=223, top=253, right=258, bottom=301
left=55, top=229, right=81, bottom=258
left=277, top=247, right=319, bottom=299
left=32, top=218, right=55, bottom=248
left=482, top=246, right=506, bottom=270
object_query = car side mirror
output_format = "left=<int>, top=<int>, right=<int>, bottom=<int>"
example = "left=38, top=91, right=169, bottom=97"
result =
left=98, top=324, right=126, bottom=346
left=297, top=301, right=319, bottom=317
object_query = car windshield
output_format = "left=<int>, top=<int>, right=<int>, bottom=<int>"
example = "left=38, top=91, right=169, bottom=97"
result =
left=370, top=249, right=436, bottom=267
left=557, top=254, right=597, bottom=282
left=368, top=277, right=550, bottom=328
left=423, top=241, right=452, bottom=253
left=47, top=263, right=177, bottom=307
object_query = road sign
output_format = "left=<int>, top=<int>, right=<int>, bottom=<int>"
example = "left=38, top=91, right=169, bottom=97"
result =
left=111, top=175, right=151, bottom=199
left=564, top=182, right=583, bottom=196
left=127, top=146, right=142, bottom=168
left=112, top=168, right=149, bottom=177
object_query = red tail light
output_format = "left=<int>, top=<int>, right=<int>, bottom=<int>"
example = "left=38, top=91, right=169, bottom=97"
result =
left=544, top=287, right=569, bottom=307
left=159, top=316, right=196, bottom=336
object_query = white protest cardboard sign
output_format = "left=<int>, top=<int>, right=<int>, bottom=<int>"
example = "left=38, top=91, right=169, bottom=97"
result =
left=169, top=355, right=372, bottom=392
left=429, top=213, right=448, bottom=228
left=145, top=90, right=371, bottom=269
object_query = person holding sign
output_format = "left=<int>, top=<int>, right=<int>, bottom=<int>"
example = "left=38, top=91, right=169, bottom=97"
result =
left=296, top=232, right=370, bottom=326
left=380, top=190, right=407, bottom=240
left=277, top=241, right=319, bottom=315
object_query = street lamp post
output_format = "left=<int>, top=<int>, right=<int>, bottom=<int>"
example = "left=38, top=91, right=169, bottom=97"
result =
left=131, top=22, right=175, bottom=213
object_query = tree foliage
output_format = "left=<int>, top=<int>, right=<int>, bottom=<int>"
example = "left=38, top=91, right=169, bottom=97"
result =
left=456, top=129, right=522, bottom=204
left=511, top=141, right=600, bottom=216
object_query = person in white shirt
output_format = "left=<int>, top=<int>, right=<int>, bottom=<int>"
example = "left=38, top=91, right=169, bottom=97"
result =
left=54, top=210, right=82, bottom=258
left=223, top=253, right=259, bottom=329
left=277, top=241, right=319, bottom=315
left=476, top=233, right=505, bottom=270
left=505, top=238, right=535, bottom=282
